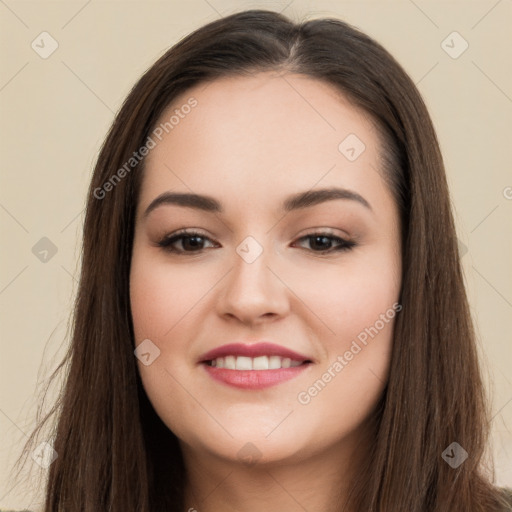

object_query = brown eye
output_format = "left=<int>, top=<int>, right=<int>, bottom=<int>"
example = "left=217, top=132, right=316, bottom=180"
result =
left=157, top=230, right=217, bottom=253
left=294, top=233, right=356, bottom=253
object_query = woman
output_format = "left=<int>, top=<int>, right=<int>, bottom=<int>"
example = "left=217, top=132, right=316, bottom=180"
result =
left=9, top=9, right=512, bottom=512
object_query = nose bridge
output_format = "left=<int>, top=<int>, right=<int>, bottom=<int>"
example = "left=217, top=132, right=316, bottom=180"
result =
left=217, top=234, right=289, bottom=323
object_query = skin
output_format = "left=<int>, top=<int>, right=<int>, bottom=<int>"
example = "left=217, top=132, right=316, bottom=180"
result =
left=130, top=71, right=402, bottom=512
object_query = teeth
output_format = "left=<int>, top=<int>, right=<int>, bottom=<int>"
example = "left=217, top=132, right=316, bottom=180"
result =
left=209, top=355, right=304, bottom=370
left=253, top=356, right=269, bottom=370
left=268, top=355, right=282, bottom=369
left=236, top=356, right=252, bottom=370
left=225, top=355, right=236, bottom=369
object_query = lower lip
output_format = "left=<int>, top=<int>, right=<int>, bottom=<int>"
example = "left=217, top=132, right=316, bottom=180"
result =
left=201, top=362, right=311, bottom=389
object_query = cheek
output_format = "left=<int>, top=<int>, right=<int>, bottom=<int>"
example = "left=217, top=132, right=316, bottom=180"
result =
left=293, top=272, right=397, bottom=433
left=283, top=248, right=400, bottom=350
left=129, top=253, right=213, bottom=438
left=287, top=248, right=399, bottom=408
left=129, top=252, right=216, bottom=341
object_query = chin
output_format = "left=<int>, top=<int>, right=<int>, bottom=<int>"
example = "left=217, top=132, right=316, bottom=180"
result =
left=178, top=418, right=326, bottom=468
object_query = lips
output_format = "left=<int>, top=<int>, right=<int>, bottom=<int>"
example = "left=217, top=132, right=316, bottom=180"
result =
left=198, top=342, right=313, bottom=390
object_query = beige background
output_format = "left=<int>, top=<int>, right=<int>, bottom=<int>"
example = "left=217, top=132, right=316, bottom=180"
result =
left=1, top=0, right=511, bottom=509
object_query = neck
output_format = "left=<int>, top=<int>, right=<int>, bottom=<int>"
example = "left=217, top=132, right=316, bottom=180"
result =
left=180, top=426, right=372, bottom=512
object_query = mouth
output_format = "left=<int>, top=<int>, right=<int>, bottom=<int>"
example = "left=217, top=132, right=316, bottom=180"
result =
left=204, top=355, right=311, bottom=370
left=198, top=341, right=314, bottom=389
left=200, top=355, right=313, bottom=390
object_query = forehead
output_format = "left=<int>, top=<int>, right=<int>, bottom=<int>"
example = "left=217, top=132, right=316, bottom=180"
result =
left=137, top=72, right=386, bottom=217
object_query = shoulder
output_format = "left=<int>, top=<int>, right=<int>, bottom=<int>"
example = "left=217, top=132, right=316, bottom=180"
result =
left=5, top=493, right=510, bottom=512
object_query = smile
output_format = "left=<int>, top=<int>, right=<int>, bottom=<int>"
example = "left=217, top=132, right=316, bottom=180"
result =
left=206, top=355, right=304, bottom=370
left=198, top=341, right=314, bottom=389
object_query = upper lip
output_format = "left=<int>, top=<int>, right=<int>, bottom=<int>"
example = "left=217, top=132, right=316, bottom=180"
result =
left=199, top=342, right=312, bottom=363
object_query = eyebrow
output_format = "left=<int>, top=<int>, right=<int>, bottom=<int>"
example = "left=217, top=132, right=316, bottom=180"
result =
left=143, top=187, right=372, bottom=219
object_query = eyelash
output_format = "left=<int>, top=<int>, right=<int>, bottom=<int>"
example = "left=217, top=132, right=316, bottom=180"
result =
left=156, top=228, right=357, bottom=255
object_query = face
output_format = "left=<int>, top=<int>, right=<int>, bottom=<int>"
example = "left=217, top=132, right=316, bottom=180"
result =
left=130, top=72, right=402, bottom=468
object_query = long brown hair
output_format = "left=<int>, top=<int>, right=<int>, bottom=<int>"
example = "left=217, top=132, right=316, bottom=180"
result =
left=12, top=9, right=509, bottom=511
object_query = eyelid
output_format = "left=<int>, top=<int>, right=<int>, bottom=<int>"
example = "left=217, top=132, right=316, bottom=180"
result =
left=297, top=226, right=349, bottom=238
left=159, top=226, right=350, bottom=243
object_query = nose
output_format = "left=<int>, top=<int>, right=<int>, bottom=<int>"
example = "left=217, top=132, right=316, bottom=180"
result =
left=215, top=241, right=290, bottom=326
